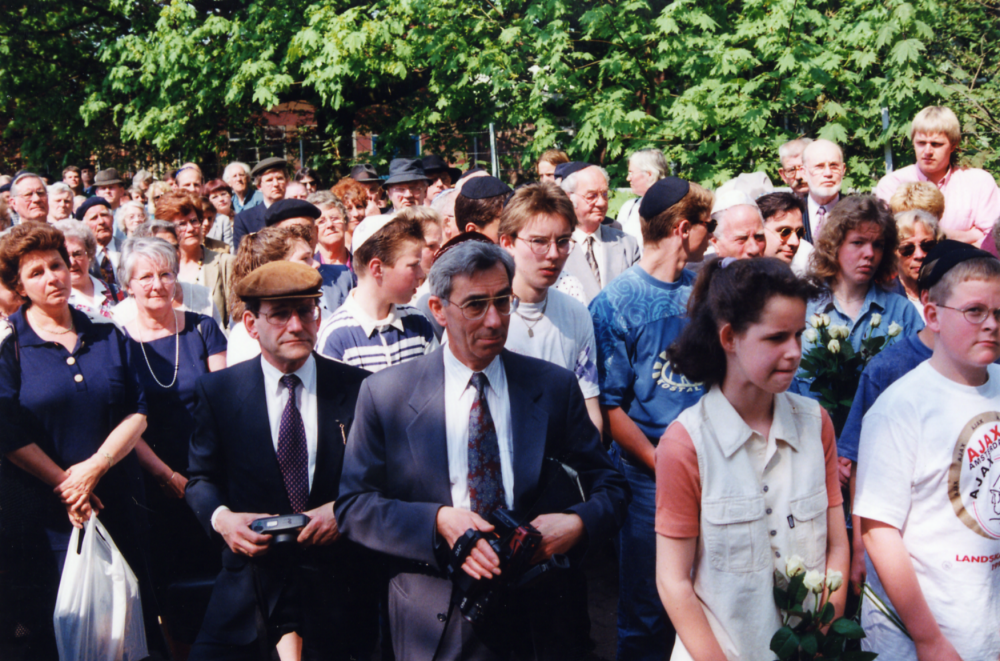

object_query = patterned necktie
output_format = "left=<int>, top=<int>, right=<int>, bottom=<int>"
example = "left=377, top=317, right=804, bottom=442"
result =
left=100, top=253, right=115, bottom=287
left=467, top=372, right=505, bottom=516
left=277, top=374, right=309, bottom=512
left=815, top=205, right=827, bottom=237
left=585, top=235, right=601, bottom=287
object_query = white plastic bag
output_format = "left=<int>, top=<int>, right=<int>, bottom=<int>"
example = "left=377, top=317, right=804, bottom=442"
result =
left=53, top=515, right=148, bottom=661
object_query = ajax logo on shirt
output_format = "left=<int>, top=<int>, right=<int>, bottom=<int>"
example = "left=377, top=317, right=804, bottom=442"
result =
left=951, top=411, right=1000, bottom=539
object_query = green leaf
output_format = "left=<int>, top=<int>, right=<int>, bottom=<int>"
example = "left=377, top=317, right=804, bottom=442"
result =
left=799, top=631, right=819, bottom=655
left=831, top=617, right=866, bottom=639
left=820, top=600, right=835, bottom=624
left=769, top=626, right=800, bottom=658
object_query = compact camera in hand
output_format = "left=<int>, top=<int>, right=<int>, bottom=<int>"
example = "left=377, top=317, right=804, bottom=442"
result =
left=445, top=509, right=568, bottom=625
left=250, top=513, right=310, bottom=544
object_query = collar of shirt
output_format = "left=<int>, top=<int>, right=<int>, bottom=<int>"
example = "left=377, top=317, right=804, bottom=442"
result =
left=259, top=352, right=319, bottom=488
left=704, top=386, right=800, bottom=459
left=814, top=283, right=886, bottom=328
left=915, top=165, right=954, bottom=189
left=261, top=352, right=317, bottom=400
left=807, top=193, right=839, bottom=220
left=443, top=344, right=506, bottom=396
left=573, top=226, right=603, bottom=244
left=90, top=275, right=109, bottom=299
left=342, top=290, right=405, bottom=337
left=13, top=306, right=94, bottom=348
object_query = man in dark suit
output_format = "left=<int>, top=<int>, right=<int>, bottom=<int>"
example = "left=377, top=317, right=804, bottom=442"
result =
left=232, top=157, right=290, bottom=250
left=559, top=164, right=641, bottom=302
left=336, top=240, right=630, bottom=660
left=186, top=261, right=376, bottom=661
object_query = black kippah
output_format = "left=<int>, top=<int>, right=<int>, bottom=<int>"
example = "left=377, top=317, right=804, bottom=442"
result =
left=553, top=161, right=590, bottom=180
left=460, top=176, right=512, bottom=200
left=0, top=183, right=9, bottom=194
left=73, top=196, right=111, bottom=221
left=918, top=239, right=997, bottom=292
left=264, top=199, right=322, bottom=227
left=639, top=177, right=691, bottom=220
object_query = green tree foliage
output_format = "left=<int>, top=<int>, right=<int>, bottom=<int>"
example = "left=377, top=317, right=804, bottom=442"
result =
left=2, top=0, right=998, bottom=187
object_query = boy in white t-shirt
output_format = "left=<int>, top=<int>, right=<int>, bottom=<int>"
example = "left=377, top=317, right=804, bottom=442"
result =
left=498, top=182, right=602, bottom=434
left=855, top=241, right=1000, bottom=661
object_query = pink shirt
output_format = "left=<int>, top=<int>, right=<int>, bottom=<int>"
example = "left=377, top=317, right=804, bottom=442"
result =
left=875, top=164, right=1000, bottom=235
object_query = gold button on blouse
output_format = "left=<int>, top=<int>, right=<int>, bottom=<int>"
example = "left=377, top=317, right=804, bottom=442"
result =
left=66, top=357, right=76, bottom=366
left=73, top=374, right=83, bottom=383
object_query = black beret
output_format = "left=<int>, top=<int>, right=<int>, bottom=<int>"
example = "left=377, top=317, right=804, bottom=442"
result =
left=918, top=239, right=997, bottom=293
left=553, top=161, right=590, bottom=180
left=639, top=177, right=691, bottom=220
left=460, top=175, right=512, bottom=200
left=74, top=196, right=112, bottom=221
left=264, top=199, right=322, bottom=227
left=251, top=157, right=289, bottom=179
left=235, top=261, right=323, bottom=301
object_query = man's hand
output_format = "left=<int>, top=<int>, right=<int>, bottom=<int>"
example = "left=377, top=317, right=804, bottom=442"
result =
left=837, top=456, right=852, bottom=489
left=529, top=513, right=585, bottom=563
left=297, top=502, right=340, bottom=547
left=436, top=506, right=500, bottom=580
left=216, top=510, right=275, bottom=557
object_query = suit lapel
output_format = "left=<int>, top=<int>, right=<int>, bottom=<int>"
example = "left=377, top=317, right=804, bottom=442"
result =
left=598, top=225, right=614, bottom=283
left=313, top=356, right=351, bottom=505
left=236, top=360, right=290, bottom=509
left=406, top=353, right=453, bottom=506
left=502, top=352, right=548, bottom=511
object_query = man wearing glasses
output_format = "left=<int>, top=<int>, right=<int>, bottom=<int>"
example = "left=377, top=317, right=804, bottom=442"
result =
left=801, top=139, right=847, bottom=243
left=336, top=239, right=629, bottom=661
left=776, top=137, right=813, bottom=197
left=758, top=192, right=809, bottom=268
left=561, top=164, right=641, bottom=303
left=10, top=172, right=50, bottom=223
left=186, top=261, right=378, bottom=661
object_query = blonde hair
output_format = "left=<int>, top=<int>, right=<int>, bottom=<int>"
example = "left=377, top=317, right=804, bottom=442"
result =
left=395, top=205, right=443, bottom=237
left=148, top=181, right=173, bottom=216
left=910, top=106, right=961, bottom=147
left=889, top=181, right=945, bottom=219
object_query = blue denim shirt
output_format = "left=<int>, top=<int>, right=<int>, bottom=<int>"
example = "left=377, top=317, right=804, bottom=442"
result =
left=232, top=188, right=263, bottom=214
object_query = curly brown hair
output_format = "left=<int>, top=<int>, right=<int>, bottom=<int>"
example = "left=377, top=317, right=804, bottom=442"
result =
left=331, top=177, right=369, bottom=209
left=807, top=195, right=898, bottom=287
left=0, top=222, right=70, bottom=295
left=154, top=191, right=203, bottom=223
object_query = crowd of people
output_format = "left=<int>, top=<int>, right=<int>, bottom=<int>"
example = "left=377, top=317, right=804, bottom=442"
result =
left=0, top=103, right=998, bottom=661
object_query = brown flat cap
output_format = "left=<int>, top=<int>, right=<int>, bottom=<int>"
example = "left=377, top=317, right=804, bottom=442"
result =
left=235, top=261, right=323, bottom=301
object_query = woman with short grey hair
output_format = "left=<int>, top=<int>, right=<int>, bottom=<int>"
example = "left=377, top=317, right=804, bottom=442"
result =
left=117, top=237, right=227, bottom=633
left=118, top=200, right=150, bottom=237
left=617, top=148, right=668, bottom=248
left=308, top=190, right=351, bottom=266
left=54, top=219, right=123, bottom=322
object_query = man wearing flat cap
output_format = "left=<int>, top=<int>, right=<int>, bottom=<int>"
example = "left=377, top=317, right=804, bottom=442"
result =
left=186, top=261, right=377, bottom=660
left=233, top=157, right=290, bottom=250
left=384, top=158, right=430, bottom=211
left=560, top=164, right=640, bottom=303
left=76, top=196, right=122, bottom=285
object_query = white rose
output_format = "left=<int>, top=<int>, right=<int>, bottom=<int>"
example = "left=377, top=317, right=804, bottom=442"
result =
left=803, top=570, right=826, bottom=594
left=870, top=313, right=882, bottom=328
left=826, top=569, right=844, bottom=593
left=827, top=339, right=841, bottom=354
left=820, top=314, right=831, bottom=327
left=828, top=325, right=847, bottom=340
left=785, top=555, right=806, bottom=578
left=887, top=321, right=903, bottom=337
left=810, top=314, right=823, bottom=329
left=803, top=328, right=819, bottom=344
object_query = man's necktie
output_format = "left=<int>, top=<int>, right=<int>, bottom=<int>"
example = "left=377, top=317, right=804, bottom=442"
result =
left=815, top=206, right=827, bottom=237
left=585, top=235, right=601, bottom=288
left=100, top=254, right=115, bottom=287
left=277, top=374, right=309, bottom=512
left=467, top=372, right=505, bottom=516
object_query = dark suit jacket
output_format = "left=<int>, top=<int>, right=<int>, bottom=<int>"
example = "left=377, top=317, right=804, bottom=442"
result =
left=232, top=203, right=268, bottom=251
left=186, top=354, right=372, bottom=647
left=336, top=349, right=630, bottom=660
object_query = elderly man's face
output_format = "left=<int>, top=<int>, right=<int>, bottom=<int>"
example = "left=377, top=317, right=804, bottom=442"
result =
left=63, top=171, right=80, bottom=189
left=711, top=205, right=766, bottom=260
left=226, top=168, right=249, bottom=195
left=83, top=205, right=115, bottom=247
left=763, top=208, right=804, bottom=264
left=387, top=180, right=428, bottom=210
left=429, top=261, right=512, bottom=372
left=176, top=168, right=203, bottom=194
left=778, top=154, right=809, bottom=196
left=49, top=191, right=74, bottom=221
left=569, top=167, right=609, bottom=234
left=12, top=177, right=49, bottom=222
left=95, top=183, right=125, bottom=208
left=627, top=164, right=656, bottom=197
left=803, top=142, right=845, bottom=202
left=258, top=170, right=287, bottom=203
left=284, top=182, right=309, bottom=201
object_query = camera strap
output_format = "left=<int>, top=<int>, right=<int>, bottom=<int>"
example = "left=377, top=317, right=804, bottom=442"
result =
left=250, top=562, right=271, bottom=661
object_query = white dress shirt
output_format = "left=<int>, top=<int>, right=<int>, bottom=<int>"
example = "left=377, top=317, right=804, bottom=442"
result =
left=572, top=226, right=607, bottom=285
left=443, top=347, right=514, bottom=511
left=211, top=354, right=320, bottom=530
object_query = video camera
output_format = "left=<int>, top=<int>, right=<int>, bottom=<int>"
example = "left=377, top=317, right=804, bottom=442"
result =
left=445, top=508, right=569, bottom=625
left=250, top=513, right=310, bottom=544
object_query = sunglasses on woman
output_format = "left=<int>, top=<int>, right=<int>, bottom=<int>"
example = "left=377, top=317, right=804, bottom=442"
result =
left=898, top=240, right=937, bottom=258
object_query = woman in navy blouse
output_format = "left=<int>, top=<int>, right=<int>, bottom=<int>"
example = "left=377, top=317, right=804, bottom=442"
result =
left=0, top=222, right=152, bottom=658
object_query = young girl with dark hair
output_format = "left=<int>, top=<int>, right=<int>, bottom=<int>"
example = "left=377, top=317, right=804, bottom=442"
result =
left=655, top=256, right=849, bottom=661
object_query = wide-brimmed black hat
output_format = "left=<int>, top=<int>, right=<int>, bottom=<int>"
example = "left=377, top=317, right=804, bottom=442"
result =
left=251, top=157, right=289, bottom=179
left=383, top=158, right=430, bottom=186
left=421, top=156, right=462, bottom=184
left=350, top=164, right=381, bottom=183
left=93, top=168, right=124, bottom=187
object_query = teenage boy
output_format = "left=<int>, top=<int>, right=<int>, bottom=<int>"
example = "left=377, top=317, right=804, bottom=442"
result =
left=318, top=215, right=437, bottom=371
left=499, top=182, right=602, bottom=434
left=855, top=246, right=1000, bottom=660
